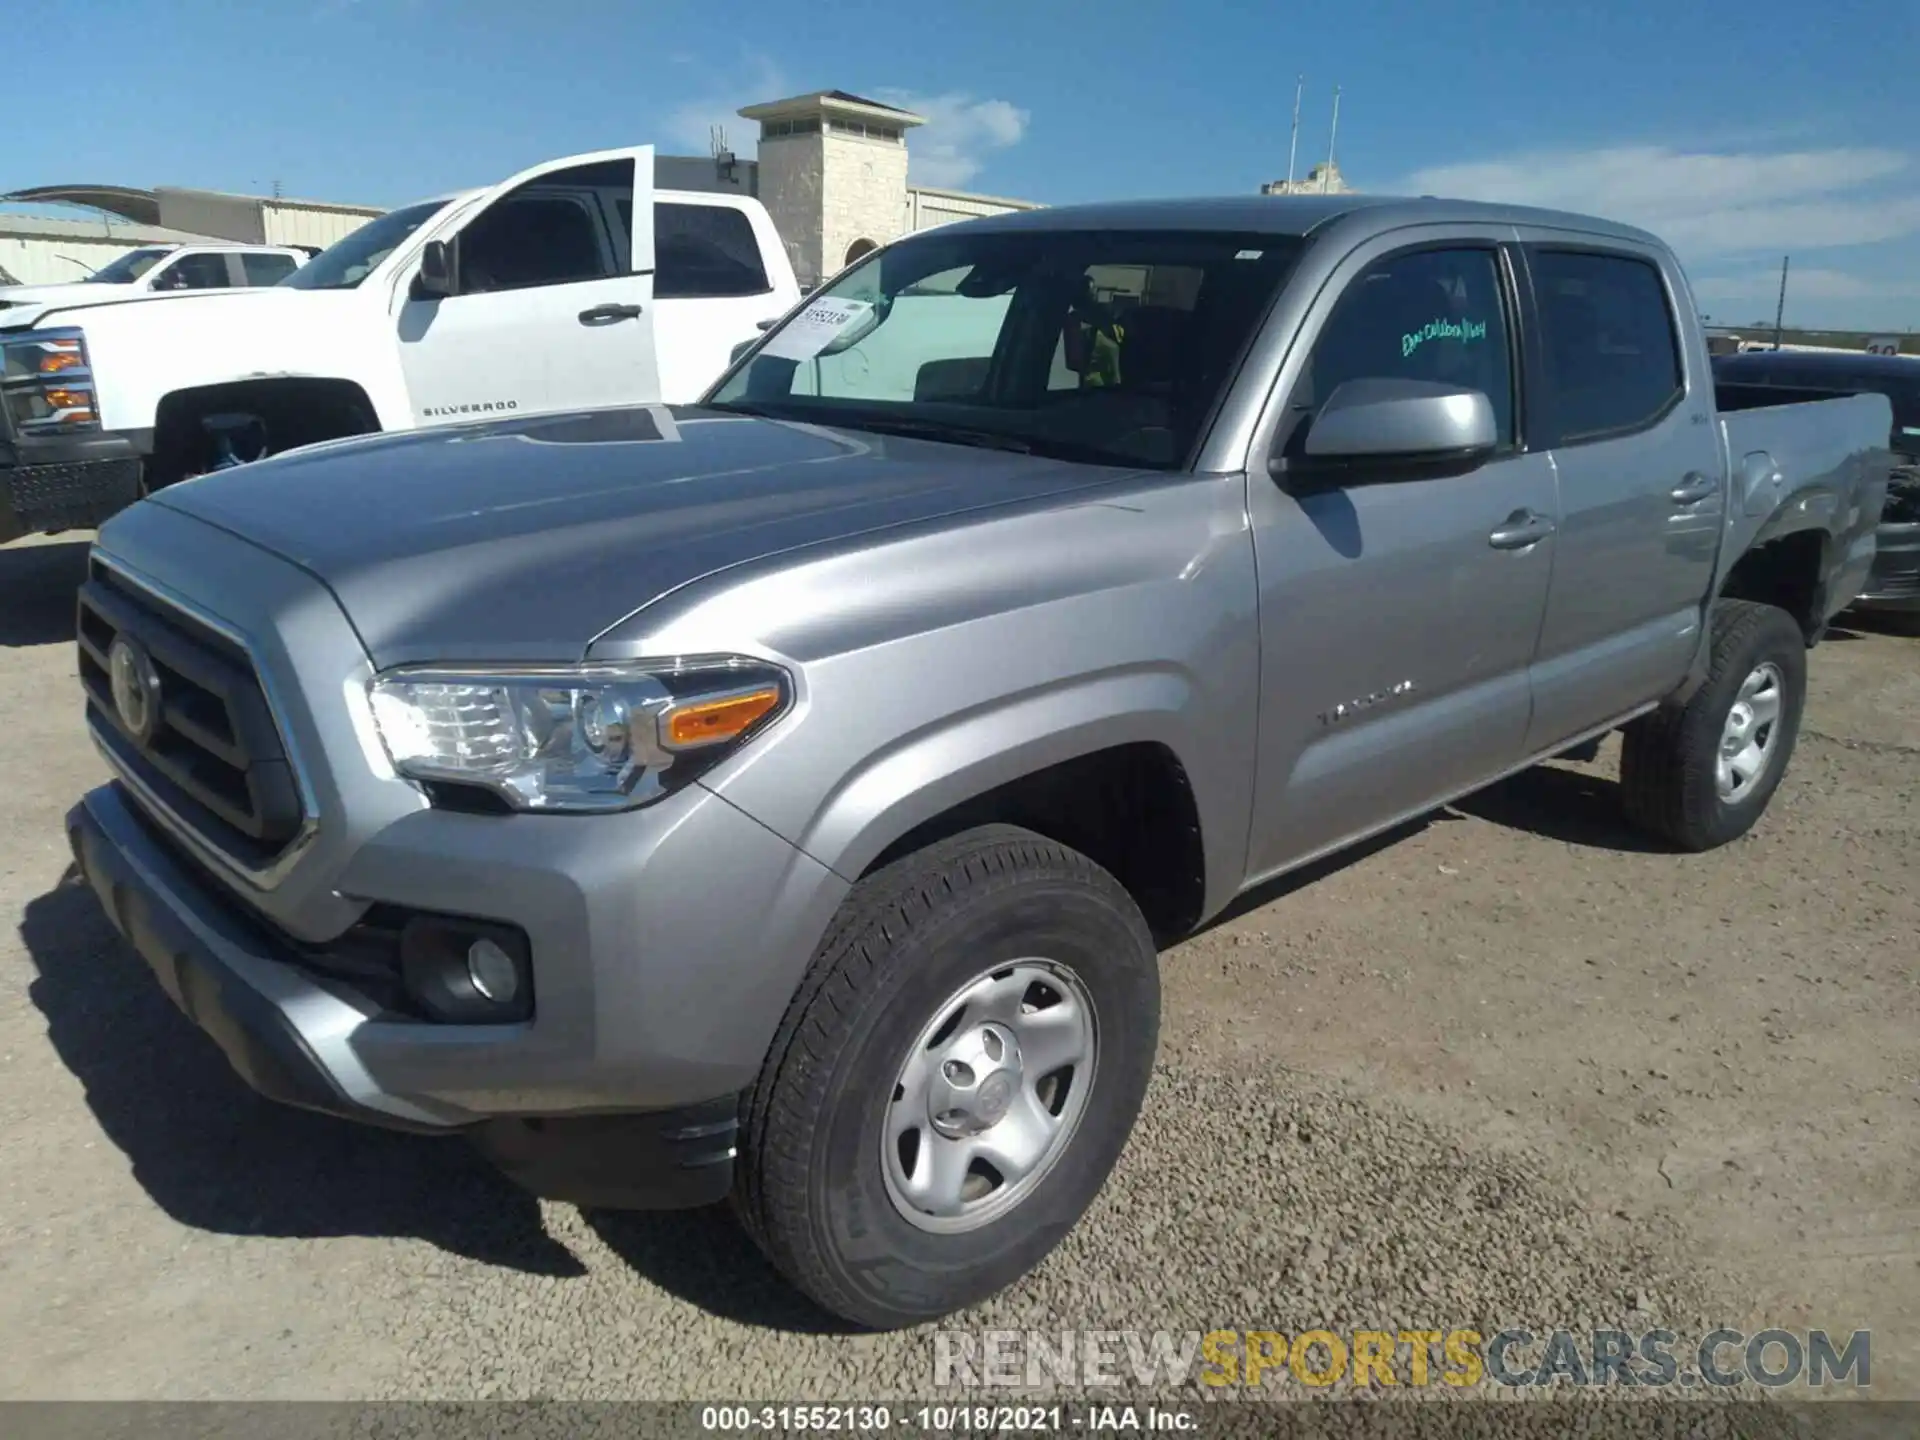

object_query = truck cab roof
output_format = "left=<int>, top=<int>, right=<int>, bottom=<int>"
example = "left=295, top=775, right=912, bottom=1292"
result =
left=952, top=194, right=1666, bottom=249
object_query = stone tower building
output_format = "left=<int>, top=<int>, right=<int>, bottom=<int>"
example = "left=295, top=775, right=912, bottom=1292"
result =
left=737, top=90, right=926, bottom=290
left=1261, top=160, right=1352, bottom=196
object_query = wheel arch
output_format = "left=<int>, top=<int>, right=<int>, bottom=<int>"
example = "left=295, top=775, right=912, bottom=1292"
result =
left=773, top=672, right=1224, bottom=944
left=1718, top=515, right=1832, bottom=642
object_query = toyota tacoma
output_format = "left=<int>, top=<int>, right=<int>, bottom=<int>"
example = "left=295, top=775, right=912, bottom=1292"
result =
left=65, top=194, right=1890, bottom=1329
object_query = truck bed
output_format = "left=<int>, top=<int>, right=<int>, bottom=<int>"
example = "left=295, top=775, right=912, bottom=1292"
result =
left=1713, top=384, right=1893, bottom=629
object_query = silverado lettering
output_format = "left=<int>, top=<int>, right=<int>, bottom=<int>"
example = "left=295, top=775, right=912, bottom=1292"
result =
left=422, top=400, right=520, bottom=418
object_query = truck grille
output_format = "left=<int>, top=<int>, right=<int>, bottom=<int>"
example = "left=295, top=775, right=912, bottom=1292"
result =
left=76, top=560, right=307, bottom=869
left=1868, top=553, right=1920, bottom=598
left=5, top=459, right=144, bottom=534
left=1884, top=467, right=1920, bottom=525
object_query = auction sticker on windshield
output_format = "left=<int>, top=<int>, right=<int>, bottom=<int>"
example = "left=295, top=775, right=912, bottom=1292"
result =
left=760, top=299, right=875, bottom=360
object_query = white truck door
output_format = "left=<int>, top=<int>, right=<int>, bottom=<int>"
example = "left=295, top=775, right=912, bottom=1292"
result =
left=649, top=198, right=794, bottom=402
left=395, top=146, right=658, bottom=426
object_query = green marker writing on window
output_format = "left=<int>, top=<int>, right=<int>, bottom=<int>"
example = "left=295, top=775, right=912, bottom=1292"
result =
left=1402, top=316, right=1488, bottom=359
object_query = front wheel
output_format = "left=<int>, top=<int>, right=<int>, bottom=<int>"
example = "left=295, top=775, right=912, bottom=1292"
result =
left=733, top=824, right=1160, bottom=1329
left=1620, top=599, right=1808, bottom=851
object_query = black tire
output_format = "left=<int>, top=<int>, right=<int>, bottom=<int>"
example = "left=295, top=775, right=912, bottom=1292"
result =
left=734, top=823, right=1160, bottom=1330
left=1619, top=599, right=1807, bottom=851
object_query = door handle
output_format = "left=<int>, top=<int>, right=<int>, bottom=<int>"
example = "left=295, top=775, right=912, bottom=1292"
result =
left=578, top=303, right=643, bottom=325
left=1670, top=471, right=1719, bottom=505
left=1487, top=509, right=1555, bottom=550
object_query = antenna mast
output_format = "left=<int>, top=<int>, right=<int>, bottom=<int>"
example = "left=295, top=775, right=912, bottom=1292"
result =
left=1323, top=86, right=1341, bottom=192
left=1286, top=76, right=1304, bottom=188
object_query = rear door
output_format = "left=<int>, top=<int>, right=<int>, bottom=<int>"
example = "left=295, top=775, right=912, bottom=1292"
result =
left=1244, top=228, right=1560, bottom=878
left=1515, top=238, right=1724, bottom=750
left=645, top=198, right=789, bottom=402
left=394, top=146, right=658, bottom=425
left=231, top=251, right=301, bottom=287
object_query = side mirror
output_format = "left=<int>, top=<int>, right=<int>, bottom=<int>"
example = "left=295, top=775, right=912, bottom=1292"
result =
left=1289, top=378, right=1497, bottom=476
left=414, top=239, right=455, bottom=300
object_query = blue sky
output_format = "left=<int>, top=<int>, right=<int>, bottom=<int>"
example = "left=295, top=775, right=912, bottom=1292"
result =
left=17, top=0, right=1918, bottom=329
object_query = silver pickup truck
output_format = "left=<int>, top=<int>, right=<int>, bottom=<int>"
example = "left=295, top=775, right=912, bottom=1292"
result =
left=64, top=195, right=1889, bottom=1329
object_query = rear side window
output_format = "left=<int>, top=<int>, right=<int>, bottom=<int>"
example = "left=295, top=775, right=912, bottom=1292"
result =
left=241, top=253, right=298, bottom=286
left=651, top=202, right=772, bottom=298
left=1530, top=250, right=1683, bottom=442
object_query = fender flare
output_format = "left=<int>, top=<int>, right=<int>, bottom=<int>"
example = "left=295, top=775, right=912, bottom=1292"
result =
left=782, top=666, right=1224, bottom=897
left=1678, top=489, right=1841, bottom=700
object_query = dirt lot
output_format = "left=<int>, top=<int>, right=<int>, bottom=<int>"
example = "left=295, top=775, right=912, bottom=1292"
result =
left=1, top=532, right=1914, bottom=1404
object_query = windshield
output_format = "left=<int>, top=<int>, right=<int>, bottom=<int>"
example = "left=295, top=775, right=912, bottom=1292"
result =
left=85, top=248, right=171, bottom=284
left=281, top=199, right=450, bottom=290
left=708, top=227, right=1306, bottom=470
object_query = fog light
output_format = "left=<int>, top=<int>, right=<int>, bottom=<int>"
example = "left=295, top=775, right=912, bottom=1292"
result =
left=398, top=914, right=533, bottom=1024
left=467, top=937, right=521, bottom=1004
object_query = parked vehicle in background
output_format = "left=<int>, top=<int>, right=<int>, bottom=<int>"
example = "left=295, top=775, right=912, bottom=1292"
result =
left=0, top=145, right=800, bottom=545
left=1714, top=348, right=1920, bottom=629
left=65, top=194, right=1888, bottom=1330
left=0, top=243, right=308, bottom=311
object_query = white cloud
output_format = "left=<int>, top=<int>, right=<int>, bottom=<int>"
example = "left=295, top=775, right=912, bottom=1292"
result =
left=1697, top=268, right=1920, bottom=320
left=874, top=90, right=1030, bottom=190
left=664, top=54, right=788, bottom=156
left=1395, top=144, right=1920, bottom=261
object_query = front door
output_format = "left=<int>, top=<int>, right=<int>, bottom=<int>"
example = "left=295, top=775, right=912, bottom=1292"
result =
left=1516, top=240, right=1725, bottom=750
left=396, top=146, right=658, bottom=425
left=1245, top=233, right=1559, bottom=879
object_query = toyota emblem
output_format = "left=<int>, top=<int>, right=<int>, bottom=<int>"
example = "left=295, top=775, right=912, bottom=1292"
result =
left=107, top=635, right=162, bottom=745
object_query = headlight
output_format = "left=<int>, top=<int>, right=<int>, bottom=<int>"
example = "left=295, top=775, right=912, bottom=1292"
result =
left=367, top=656, right=791, bottom=813
left=0, top=327, right=100, bottom=434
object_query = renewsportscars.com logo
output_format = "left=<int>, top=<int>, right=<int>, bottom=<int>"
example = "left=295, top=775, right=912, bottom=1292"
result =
left=932, top=1327, right=1872, bottom=1391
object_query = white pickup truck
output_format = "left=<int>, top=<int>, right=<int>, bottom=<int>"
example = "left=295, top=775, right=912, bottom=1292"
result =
left=0, top=144, right=801, bottom=545
left=0, top=243, right=311, bottom=312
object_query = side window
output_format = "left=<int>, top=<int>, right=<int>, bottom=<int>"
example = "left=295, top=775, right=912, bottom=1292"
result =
left=649, top=202, right=772, bottom=298
left=455, top=160, right=626, bottom=295
left=1291, top=246, right=1515, bottom=446
left=1530, top=249, right=1683, bottom=442
left=240, top=253, right=298, bottom=286
left=151, top=253, right=231, bottom=291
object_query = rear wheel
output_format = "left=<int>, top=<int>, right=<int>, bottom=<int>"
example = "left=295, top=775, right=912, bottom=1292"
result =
left=734, top=824, right=1160, bottom=1329
left=1620, top=599, right=1807, bottom=851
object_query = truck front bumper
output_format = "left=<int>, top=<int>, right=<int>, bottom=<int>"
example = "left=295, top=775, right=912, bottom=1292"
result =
left=1850, top=521, right=1920, bottom=615
left=66, top=778, right=838, bottom=1209
left=0, top=428, right=149, bottom=544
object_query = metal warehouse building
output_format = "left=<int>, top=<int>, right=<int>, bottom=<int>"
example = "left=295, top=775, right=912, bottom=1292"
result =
left=0, top=184, right=383, bottom=285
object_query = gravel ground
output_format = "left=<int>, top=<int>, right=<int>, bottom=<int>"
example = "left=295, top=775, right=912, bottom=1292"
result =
left=0, top=533, right=1914, bottom=1411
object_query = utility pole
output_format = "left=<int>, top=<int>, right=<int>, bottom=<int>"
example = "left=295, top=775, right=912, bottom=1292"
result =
left=1286, top=76, right=1303, bottom=188
left=1772, top=255, right=1790, bottom=350
left=1323, top=86, right=1341, bottom=192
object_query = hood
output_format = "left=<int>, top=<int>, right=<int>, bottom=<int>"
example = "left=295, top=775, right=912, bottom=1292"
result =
left=0, top=282, right=299, bottom=332
left=0, top=280, right=136, bottom=311
left=148, top=405, right=1135, bottom=666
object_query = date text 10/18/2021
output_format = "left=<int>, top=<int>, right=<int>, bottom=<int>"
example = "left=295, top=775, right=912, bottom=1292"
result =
left=701, top=1405, right=1196, bottom=1432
